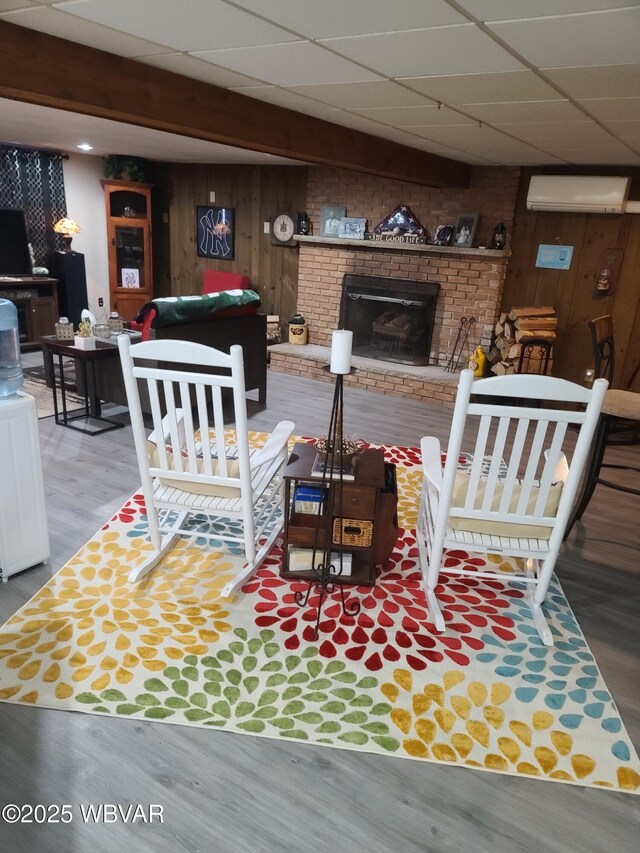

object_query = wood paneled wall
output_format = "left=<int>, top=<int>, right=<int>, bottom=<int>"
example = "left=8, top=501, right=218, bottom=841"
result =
left=502, top=167, right=640, bottom=390
left=153, top=163, right=307, bottom=330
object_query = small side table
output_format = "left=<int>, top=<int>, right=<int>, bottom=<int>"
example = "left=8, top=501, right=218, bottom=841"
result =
left=280, top=442, right=398, bottom=587
left=40, top=336, right=124, bottom=435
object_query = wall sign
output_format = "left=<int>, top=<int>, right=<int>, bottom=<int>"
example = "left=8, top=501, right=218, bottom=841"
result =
left=535, top=244, right=574, bottom=270
left=594, top=248, right=623, bottom=296
left=196, top=205, right=235, bottom=260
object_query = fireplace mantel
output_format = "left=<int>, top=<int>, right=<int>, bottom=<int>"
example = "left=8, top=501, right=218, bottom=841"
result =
left=294, top=234, right=510, bottom=259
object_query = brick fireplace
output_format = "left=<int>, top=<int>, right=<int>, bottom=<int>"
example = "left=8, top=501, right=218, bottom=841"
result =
left=270, top=239, right=510, bottom=407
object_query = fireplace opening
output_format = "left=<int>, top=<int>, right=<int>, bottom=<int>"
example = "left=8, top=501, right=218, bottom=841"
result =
left=340, top=275, right=440, bottom=366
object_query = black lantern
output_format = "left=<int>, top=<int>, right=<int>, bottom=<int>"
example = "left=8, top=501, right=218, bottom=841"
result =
left=491, top=223, right=506, bottom=250
left=297, top=212, right=311, bottom=236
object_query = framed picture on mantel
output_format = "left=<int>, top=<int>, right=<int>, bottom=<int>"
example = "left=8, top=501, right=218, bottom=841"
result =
left=320, top=205, right=346, bottom=237
left=452, top=213, right=479, bottom=248
left=433, top=224, right=454, bottom=246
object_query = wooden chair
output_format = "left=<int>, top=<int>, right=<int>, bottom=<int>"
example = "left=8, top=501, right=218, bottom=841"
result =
left=589, top=315, right=615, bottom=384
left=417, top=369, right=607, bottom=646
left=118, top=336, right=294, bottom=597
left=563, top=315, right=640, bottom=536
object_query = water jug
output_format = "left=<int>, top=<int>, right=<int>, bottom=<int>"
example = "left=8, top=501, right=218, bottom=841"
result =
left=0, top=299, right=24, bottom=398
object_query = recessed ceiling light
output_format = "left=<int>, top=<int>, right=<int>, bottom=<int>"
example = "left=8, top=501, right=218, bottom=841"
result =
left=77, top=143, right=94, bottom=151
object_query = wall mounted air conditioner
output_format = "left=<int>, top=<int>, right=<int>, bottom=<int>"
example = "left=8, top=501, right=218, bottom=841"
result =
left=526, top=175, right=631, bottom=214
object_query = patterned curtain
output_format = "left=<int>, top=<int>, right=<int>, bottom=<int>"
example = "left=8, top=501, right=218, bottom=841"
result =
left=0, top=146, right=67, bottom=267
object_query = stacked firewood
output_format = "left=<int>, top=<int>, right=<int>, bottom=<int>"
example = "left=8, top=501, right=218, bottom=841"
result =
left=488, top=306, right=557, bottom=375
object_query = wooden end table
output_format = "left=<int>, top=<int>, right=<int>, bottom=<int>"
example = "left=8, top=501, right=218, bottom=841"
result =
left=40, top=336, right=124, bottom=435
left=280, top=441, right=398, bottom=587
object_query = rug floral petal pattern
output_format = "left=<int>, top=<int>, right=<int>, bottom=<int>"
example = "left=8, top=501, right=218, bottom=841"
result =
left=0, top=436, right=638, bottom=793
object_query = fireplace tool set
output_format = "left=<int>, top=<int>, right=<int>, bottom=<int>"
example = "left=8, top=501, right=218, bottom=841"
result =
left=445, top=316, right=476, bottom=372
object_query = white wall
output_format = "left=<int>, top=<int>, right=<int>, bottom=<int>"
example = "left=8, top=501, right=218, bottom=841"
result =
left=62, top=153, right=110, bottom=315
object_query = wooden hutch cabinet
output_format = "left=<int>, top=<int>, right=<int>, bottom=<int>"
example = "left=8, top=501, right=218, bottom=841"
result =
left=101, top=179, right=153, bottom=320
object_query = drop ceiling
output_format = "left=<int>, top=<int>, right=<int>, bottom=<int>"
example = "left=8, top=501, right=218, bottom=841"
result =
left=1, top=0, right=639, bottom=167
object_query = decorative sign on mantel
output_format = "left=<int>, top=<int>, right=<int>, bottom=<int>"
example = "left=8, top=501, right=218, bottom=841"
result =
left=365, top=233, right=427, bottom=245
left=372, top=203, right=427, bottom=242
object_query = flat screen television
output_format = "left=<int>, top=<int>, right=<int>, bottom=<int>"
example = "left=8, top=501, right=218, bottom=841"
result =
left=0, top=209, right=32, bottom=276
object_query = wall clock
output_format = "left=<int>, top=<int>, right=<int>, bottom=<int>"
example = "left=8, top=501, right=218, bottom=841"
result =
left=270, top=211, right=297, bottom=246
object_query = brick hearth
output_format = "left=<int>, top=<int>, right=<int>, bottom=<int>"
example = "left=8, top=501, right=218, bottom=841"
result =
left=269, top=342, right=459, bottom=408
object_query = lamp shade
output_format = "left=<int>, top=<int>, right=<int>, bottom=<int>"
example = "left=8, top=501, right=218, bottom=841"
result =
left=53, top=218, right=81, bottom=236
left=54, top=218, right=81, bottom=251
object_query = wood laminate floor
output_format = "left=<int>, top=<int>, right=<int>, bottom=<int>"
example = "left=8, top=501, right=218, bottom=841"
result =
left=1, top=359, right=638, bottom=853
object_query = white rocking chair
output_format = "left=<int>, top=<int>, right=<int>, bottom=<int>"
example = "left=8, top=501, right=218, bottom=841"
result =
left=118, top=336, right=294, bottom=597
left=417, top=369, right=607, bottom=646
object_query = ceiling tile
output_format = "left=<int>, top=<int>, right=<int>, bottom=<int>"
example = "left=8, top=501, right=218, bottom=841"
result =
left=54, top=0, right=300, bottom=51
left=282, top=81, right=430, bottom=110
left=466, top=138, right=551, bottom=158
left=192, top=42, right=382, bottom=86
left=312, top=111, right=394, bottom=136
left=487, top=8, right=640, bottom=68
left=0, top=6, right=173, bottom=55
left=383, top=128, right=439, bottom=146
left=556, top=146, right=640, bottom=165
left=606, top=120, right=640, bottom=138
left=401, top=70, right=559, bottom=104
left=490, top=121, right=612, bottom=141
left=319, top=25, right=523, bottom=77
left=403, top=124, right=512, bottom=146
left=544, top=64, right=640, bottom=99
left=0, top=1, right=39, bottom=10
left=407, top=139, right=498, bottom=165
left=351, top=105, right=473, bottom=127
left=141, top=53, right=264, bottom=88
left=226, top=86, right=340, bottom=118
left=456, top=0, right=640, bottom=20
left=461, top=100, right=587, bottom=124
left=578, top=98, right=640, bottom=122
left=546, top=139, right=638, bottom=155
left=231, top=0, right=466, bottom=38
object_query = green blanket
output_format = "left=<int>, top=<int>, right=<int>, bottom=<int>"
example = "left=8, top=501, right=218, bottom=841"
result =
left=138, top=289, right=260, bottom=328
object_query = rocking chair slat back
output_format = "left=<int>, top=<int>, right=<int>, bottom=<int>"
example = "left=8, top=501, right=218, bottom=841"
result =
left=418, top=368, right=608, bottom=644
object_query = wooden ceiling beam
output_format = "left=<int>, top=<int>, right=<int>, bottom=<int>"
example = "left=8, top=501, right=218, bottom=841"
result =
left=0, top=21, right=470, bottom=188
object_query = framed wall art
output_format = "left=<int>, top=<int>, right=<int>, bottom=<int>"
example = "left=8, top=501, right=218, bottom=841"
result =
left=197, top=205, right=235, bottom=260
left=338, top=217, right=366, bottom=240
left=433, top=224, right=454, bottom=246
left=320, top=205, right=346, bottom=237
left=535, top=244, right=573, bottom=270
left=452, top=213, right=479, bottom=248
left=121, top=267, right=140, bottom=288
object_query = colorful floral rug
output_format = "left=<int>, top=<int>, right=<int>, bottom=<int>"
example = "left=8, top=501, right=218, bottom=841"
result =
left=0, top=436, right=638, bottom=793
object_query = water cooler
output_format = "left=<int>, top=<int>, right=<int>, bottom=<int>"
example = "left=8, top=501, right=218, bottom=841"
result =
left=0, top=298, right=49, bottom=580
left=0, top=393, right=50, bottom=579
